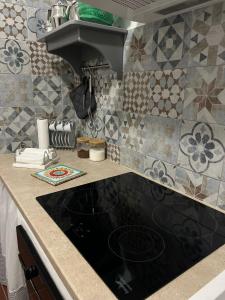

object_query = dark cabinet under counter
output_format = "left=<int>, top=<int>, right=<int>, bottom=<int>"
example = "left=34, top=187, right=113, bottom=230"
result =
left=16, top=225, right=63, bottom=300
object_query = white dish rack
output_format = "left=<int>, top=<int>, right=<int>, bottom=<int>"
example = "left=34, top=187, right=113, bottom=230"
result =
left=49, top=120, right=76, bottom=150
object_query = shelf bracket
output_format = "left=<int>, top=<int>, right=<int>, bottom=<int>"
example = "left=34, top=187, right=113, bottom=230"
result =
left=39, top=20, right=128, bottom=79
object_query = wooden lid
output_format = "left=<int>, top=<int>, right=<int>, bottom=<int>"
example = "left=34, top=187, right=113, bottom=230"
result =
left=77, top=136, right=90, bottom=143
left=89, top=138, right=105, bottom=146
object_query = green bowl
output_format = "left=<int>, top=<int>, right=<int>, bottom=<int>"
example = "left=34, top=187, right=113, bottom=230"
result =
left=78, top=2, right=114, bottom=26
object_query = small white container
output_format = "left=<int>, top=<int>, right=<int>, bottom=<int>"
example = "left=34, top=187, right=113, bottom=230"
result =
left=89, top=139, right=106, bottom=162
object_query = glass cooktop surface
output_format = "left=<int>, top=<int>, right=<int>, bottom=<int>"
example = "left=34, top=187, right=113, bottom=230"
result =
left=36, top=173, right=225, bottom=300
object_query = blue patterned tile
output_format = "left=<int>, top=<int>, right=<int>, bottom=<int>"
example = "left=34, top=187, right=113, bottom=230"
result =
left=178, top=121, right=225, bottom=179
left=27, top=7, right=48, bottom=41
left=144, top=156, right=176, bottom=187
left=0, top=39, right=31, bottom=75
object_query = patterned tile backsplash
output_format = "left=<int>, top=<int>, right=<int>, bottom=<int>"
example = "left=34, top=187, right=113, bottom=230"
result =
left=0, top=39, right=31, bottom=74
left=1, top=0, right=225, bottom=213
left=189, top=2, right=225, bottom=67
left=152, top=14, right=191, bottom=70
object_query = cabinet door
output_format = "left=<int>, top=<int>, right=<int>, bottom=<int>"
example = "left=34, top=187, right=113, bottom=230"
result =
left=17, top=225, right=63, bottom=300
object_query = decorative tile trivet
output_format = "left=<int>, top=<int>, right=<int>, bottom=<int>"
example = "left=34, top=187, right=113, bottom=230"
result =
left=32, top=164, right=86, bottom=186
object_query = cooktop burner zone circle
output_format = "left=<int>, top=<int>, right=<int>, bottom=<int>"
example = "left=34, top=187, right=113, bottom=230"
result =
left=108, top=225, right=165, bottom=263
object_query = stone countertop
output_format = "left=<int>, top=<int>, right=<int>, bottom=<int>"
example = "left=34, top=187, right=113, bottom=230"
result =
left=0, top=151, right=225, bottom=300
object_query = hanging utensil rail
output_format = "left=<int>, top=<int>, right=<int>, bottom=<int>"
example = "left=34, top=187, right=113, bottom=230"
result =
left=81, top=64, right=110, bottom=72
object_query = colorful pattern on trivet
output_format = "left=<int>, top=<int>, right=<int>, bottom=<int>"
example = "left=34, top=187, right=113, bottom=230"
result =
left=32, top=164, right=86, bottom=186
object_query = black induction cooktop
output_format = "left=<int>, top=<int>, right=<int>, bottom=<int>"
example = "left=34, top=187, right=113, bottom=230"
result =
left=36, top=173, right=225, bottom=300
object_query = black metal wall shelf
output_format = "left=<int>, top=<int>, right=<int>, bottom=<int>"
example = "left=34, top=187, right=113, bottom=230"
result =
left=38, top=20, right=127, bottom=79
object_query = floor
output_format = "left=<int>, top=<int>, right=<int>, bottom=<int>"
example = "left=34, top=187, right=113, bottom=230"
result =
left=0, top=285, right=7, bottom=300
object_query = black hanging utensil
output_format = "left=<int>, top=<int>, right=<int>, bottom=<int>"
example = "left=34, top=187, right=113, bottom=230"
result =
left=70, top=76, right=97, bottom=119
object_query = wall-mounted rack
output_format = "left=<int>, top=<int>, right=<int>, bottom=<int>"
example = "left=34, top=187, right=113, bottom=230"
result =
left=38, top=20, right=127, bottom=79
left=81, top=63, right=110, bottom=72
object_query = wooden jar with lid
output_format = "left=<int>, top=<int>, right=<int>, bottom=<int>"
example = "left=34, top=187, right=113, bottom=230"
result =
left=77, top=137, right=90, bottom=158
left=89, top=138, right=106, bottom=162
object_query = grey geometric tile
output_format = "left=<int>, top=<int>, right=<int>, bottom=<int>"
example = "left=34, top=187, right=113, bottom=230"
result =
left=61, top=71, right=80, bottom=120
left=5, top=135, right=38, bottom=152
left=144, top=115, right=181, bottom=164
left=123, top=24, right=153, bottom=72
left=82, top=109, right=105, bottom=139
left=61, top=74, right=79, bottom=107
left=189, top=2, right=225, bottom=67
left=107, top=143, right=120, bottom=164
left=0, top=39, right=31, bottom=75
left=120, top=147, right=144, bottom=173
left=2, top=107, right=38, bottom=152
left=183, top=66, right=225, bottom=125
left=175, top=166, right=203, bottom=197
left=104, top=111, right=120, bottom=144
left=94, top=74, right=112, bottom=95
left=175, top=166, right=220, bottom=206
left=95, top=77, right=124, bottom=111
left=152, top=13, right=191, bottom=70
left=35, top=105, right=62, bottom=120
left=32, top=75, right=61, bottom=106
left=61, top=66, right=79, bottom=93
left=106, top=79, right=124, bottom=111
left=199, top=176, right=220, bottom=206
left=149, top=68, right=187, bottom=119
left=217, top=181, right=225, bottom=211
left=120, top=112, right=145, bottom=153
left=62, top=105, right=76, bottom=120
left=0, top=2, right=27, bottom=40
left=178, top=121, right=225, bottom=179
left=27, top=7, right=48, bottom=41
left=0, top=111, right=4, bottom=127
left=222, top=158, right=225, bottom=181
left=29, top=42, right=62, bottom=76
left=144, top=156, right=176, bottom=187
left=31, top=0, right=51, bottom=9
left=0, top=74, right=33, bottom=107
left=3, top=106, right=35, bottom=134
left=123, top=72, right=151, bottom=114
left=0, top=125, right=6, bottom=153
